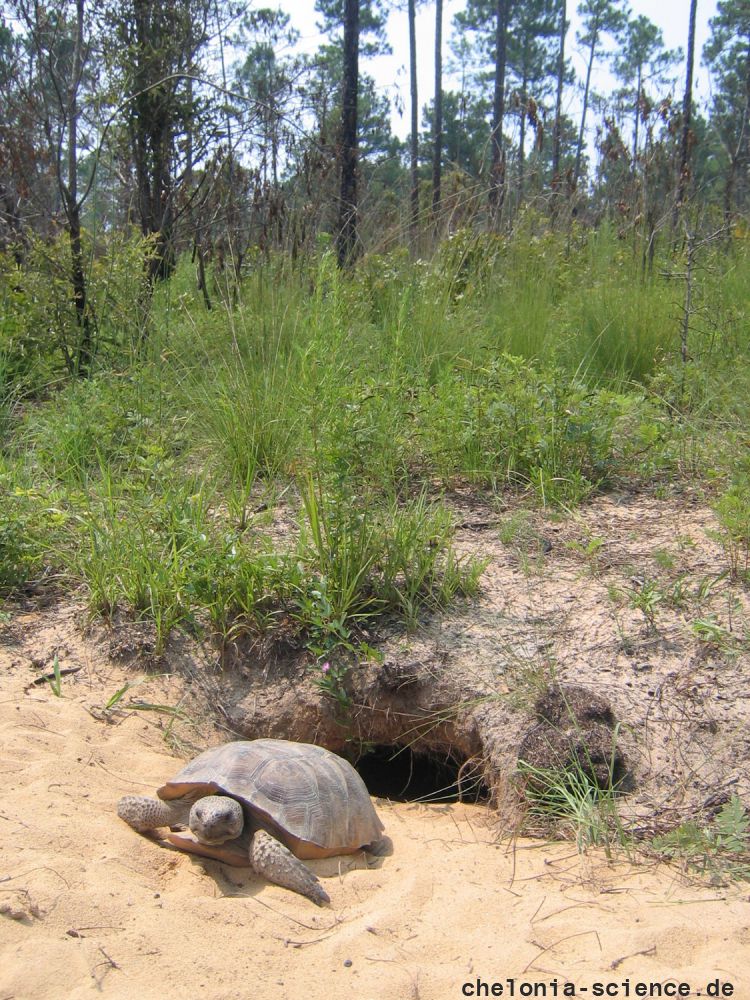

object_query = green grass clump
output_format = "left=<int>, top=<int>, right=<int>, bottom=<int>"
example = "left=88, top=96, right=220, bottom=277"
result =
left=0, top=461, right=68, bottom=594
left=711, top=481, right=750, bottom=582
left=295, top=478, right=484, bottom=659
left=19, top=374, right=171, bottom=488
left=517, top=755, right=627, bottom=854
left=72, top=476, right=217, bottom=650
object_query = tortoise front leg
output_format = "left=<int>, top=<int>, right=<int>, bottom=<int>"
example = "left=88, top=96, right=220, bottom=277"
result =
left=249, top=830, right=330, bottom=906
left=117, top=795, right=188, bottom=832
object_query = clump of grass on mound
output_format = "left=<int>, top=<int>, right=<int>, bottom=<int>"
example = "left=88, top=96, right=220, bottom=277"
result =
left=518, top=730, right=750, bottom=884
left=518, top=757, right=628, bottom=855
left=60, top=461, right=483, bottom=657
left=297, top=476, right=484, bottom=649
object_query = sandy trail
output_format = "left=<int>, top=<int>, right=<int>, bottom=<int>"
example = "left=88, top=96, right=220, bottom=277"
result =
left=1, top=610, right=749, bottom=1000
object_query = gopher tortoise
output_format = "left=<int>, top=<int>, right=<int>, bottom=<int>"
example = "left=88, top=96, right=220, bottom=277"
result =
left=117, top=739, right=386, bottom=905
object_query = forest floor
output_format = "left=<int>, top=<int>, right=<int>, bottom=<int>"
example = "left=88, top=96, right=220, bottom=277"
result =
left=1, top=492, right=750, bottom=999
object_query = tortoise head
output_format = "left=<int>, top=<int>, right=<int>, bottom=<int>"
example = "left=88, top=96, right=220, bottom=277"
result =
left=188, top=795, right=244, bottom=845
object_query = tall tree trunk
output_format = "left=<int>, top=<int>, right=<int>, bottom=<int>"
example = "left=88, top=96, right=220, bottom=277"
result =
left=723, top=157, right=736, bottom=228
left=552, top=0, right=567, bottom=214
left=215, top=0, right=233, bottom=185
left=130, top=0, right=177, bottom=282
left=574, top=29, right=598, bottom=189
left=66, top=0, right=93, bottom=376
left=489, top=0, right=508, bottom=223
left=408, top=0, right=419, bottom=242
left=432, top=0, right=443, bottom=225
left=518, top=65, right=529, bottom=204
left=633, top=61, right=642, bottom=170
left=552, top=0, right=566, bottom=177
left=674, top=0, right=697, bottom=225
left=720, top=41, right=750, bottom=227
left=271, top=93, right=279, bottom=189
left=337, top=0, right=360, bottom=267
left=185, top=16, right=194, bottom=189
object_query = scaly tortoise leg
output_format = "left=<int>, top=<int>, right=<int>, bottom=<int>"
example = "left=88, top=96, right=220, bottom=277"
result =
left=117, top=795, right=188, bottom=832
left=249, top=830, right=330, bottom=906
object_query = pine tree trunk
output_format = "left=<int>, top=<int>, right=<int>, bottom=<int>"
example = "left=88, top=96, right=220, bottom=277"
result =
left=432, top=0, right=443, bottom=225
left=633, top=62, right=642, bottom=170
left=518, top=66, right=529, bottom=204
left=551, top=0, right=566, bottom=216
left=674, top=0, right=697, bottom=225
left=489, top=0, right=508, bottom=224
left=67, top=0, right=93, bottom=376
left=552, top=0, right=566, bottom=182
left=574, top=31, right=598, bottom=189
left=337, top=0, right=360, bottom=268
left=409, top=0, right=419, bottom=242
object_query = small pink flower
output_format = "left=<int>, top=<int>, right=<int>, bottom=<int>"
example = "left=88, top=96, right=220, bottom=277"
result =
left=321, top=662, right=331, bottom=674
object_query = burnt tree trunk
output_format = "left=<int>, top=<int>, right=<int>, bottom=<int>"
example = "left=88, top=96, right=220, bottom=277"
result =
left=66, top=0, right=93, bottom=376
left=337, top=0, right=360, bottom=268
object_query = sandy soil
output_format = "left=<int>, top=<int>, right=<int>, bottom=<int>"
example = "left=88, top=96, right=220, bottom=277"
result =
left=1, top=602, right=749, bottom=1000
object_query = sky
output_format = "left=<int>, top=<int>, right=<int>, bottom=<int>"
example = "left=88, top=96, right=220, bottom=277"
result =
left=275, top=0, right=720, bottom=142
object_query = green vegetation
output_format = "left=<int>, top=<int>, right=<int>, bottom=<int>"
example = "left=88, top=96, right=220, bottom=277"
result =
left=712, top=483, right=750, bottom=583
left=517, top=744, right=627, bottom=855
left=651, top=796, right=750, bottom=884
left=47, top=653, right=64, bottom=698
left=1, top=226, right=749, bottom=668
left=520, top=751, right=750, bottom=884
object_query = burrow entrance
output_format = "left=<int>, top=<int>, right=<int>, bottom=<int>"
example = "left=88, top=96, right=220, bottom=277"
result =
left=355, top=744, right=490, bottom=804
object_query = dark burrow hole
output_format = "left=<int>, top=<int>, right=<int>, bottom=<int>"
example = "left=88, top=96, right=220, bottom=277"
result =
left=356, top=744, right=490, bottom=804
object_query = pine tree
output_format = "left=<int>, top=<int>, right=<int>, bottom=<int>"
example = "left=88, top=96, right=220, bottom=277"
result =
left=613, top=15, right=680, bottom=168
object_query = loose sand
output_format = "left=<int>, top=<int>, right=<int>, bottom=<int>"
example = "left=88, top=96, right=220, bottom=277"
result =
left=1, top=607, right=748, bottom=1000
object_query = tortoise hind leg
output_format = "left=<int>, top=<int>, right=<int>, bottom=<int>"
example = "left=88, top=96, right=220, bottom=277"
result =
left=250, top=830, right=330, bottom=906
left=365, top=836, right=393, bottom=857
